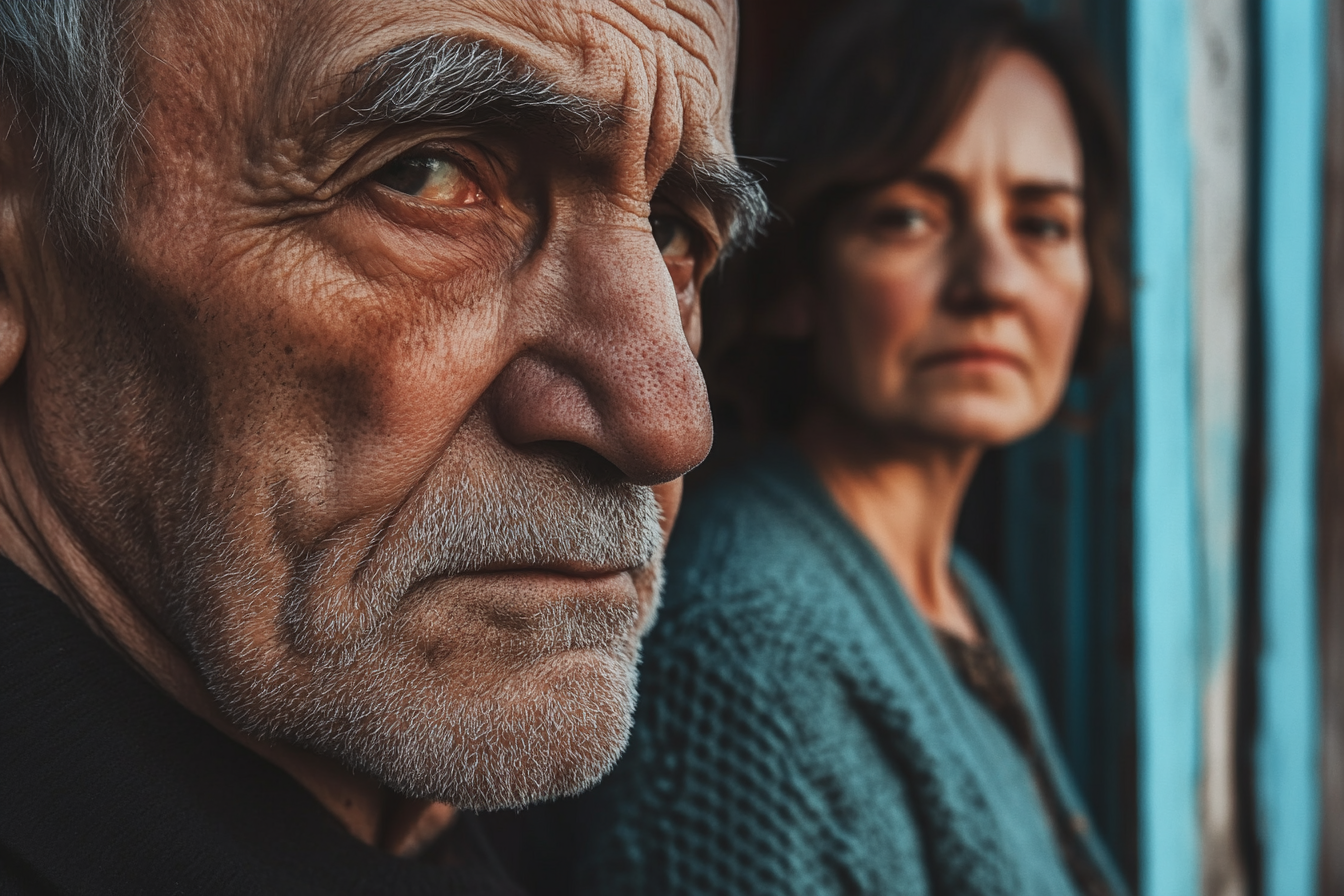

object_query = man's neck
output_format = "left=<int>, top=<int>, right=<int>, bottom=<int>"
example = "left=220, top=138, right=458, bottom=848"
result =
left=795, top=404, right=983, bottom=643
left=0, top=391, right=454, bottom=853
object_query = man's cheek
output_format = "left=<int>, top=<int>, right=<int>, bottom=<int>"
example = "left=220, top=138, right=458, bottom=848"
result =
left=651, top=478, right=684, bottom=544
left=230, top=287, right=506, bottom=521
left=316, top=198, right=531, bottom=290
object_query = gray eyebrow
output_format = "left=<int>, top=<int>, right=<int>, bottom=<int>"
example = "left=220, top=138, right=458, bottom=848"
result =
left=327, top=35, right=614, bottom=136
left=327, top=35, right=769, bottom=255
left=662, top=156, right=770, bottom=257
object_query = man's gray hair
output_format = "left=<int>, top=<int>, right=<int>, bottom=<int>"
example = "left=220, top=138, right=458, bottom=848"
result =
left=0, top=8, right=770, bottom=252
left=0, top=0, right=136, bottom=243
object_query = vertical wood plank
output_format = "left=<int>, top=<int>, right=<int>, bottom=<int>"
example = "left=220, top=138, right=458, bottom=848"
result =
left=1187, top=0, right=1251, bottom=891
left=1257, top=0, right=1325, bottom=892
left=1316, top=0, right=1344, bottom=890
left=1130, top=0, right=1203, bottom=891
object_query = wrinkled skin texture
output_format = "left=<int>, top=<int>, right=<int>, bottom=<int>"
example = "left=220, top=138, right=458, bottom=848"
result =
left=0, top=0, right=733, bottom=844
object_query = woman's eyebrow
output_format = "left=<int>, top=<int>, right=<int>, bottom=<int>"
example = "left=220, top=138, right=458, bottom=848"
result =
left=1013, top=182, right=1084, bottom=201
left=905, top=171, right=1081, bottom=204
left=906, top=170, right=964, bottom=203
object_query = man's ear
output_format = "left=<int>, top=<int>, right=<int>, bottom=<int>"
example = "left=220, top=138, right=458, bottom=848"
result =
left=0, top=265, right=27, bottom=385
left=0, top=112, right=34, bottom=387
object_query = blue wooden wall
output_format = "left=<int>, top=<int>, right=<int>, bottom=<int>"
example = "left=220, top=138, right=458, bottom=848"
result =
left=1128, top=0, right=1324, bottom=890
left=1255, top=0, right=1324, bottom=891
left=989, top=0, right=1328, bottom=892
left=1129, top=0, right=1204, bottom=890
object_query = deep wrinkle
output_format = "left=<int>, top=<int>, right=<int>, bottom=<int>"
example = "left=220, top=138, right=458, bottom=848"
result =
left=0, top=0, right=742, bottom=854
left=251, top=33, right=762, bottom=254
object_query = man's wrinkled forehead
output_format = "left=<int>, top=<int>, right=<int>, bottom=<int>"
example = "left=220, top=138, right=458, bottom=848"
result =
left=256, top=0, right=738, bottom=158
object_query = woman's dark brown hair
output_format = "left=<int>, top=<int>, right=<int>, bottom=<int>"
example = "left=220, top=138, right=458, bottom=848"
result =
left=706, top=0, right=1131, bottom=436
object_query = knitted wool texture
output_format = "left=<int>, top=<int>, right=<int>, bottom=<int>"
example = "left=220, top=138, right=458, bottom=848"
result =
left=538, top=445, right=1128, bottom=896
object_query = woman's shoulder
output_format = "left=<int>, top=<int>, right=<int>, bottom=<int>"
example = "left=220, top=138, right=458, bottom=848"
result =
left=637, top=445, right=867, bottom=691
left=662, top=443, right=851, bottom=607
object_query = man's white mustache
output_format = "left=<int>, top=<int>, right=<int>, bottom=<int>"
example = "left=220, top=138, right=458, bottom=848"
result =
left=281, top=452, right=664, bottom=653
left=394, top=468, right=663, bottom=584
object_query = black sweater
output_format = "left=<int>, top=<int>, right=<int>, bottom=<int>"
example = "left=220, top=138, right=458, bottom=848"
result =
left=0, top=558, right=522, bottom=896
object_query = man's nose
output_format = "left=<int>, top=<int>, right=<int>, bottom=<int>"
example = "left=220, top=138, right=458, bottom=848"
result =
left=489, top=225, right=713, bottom=485
left=943, top=216, right=1032, bottom=313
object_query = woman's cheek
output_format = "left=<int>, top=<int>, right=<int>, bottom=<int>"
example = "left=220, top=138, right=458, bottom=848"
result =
left=1032, top=259, right=1092, bottom=402
left=856, top=253, right=941, bottom=348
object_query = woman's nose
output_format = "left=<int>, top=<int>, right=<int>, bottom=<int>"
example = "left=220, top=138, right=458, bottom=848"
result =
left=942, top=216, right=1033, bottom=314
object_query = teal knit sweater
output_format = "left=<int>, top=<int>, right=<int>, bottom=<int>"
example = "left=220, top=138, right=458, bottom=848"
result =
left=526, top=445, right=1128, bottom=895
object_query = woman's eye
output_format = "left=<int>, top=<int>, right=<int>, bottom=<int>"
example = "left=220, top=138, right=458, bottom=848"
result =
left=651, top=214, right=695, bottom=259
left=369, top=154, right=484, bottom=207
left=1017, top=215, right=1071, bottom=240
left=871, top=206, right=931, bottom=236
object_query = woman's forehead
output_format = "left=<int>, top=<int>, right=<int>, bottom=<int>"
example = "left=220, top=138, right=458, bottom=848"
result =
left=923, top=50, right=1083, bottom=189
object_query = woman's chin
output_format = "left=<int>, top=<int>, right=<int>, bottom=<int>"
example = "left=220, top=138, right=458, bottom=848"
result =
left=911, top=404, right=1054, bottom=448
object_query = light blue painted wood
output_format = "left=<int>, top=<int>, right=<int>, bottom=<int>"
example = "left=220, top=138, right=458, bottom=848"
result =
left=1129, top=0, right=1203, bottom=891
left=1186, top=0, right=1251, bottom=886
left=1257, top=0, right=1324, bottom=891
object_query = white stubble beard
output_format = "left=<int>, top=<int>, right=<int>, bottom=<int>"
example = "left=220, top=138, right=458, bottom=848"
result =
left=177, top=439, right=666, bottom=810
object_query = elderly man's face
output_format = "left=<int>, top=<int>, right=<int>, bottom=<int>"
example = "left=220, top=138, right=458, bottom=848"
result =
left=22, top=0, right=738, bottom=809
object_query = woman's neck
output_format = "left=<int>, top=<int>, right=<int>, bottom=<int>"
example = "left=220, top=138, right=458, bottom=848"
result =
left=795, top=403, right=983, bottom=642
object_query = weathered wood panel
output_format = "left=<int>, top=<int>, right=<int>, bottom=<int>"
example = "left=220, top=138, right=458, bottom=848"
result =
left=1188, top=1, right=1252, bottom=893
left=1129, top=0, right=1204, bottom=890
left=1256, top=0, right=1325, bottom=893
left=1316, top=0, right=1344, bottom=891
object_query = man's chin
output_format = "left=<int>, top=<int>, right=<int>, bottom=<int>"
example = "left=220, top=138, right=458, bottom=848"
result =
left=349, top=648, right=639, bottom=810
left=193, top=545, right=664, bottom=811
left=214, top=641, right=639, bottom=811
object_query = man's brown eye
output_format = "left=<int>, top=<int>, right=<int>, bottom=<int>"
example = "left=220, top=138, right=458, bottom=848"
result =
left=370, top=155, right=483, bottom=207
left=651, top=214, right=694, bottom=259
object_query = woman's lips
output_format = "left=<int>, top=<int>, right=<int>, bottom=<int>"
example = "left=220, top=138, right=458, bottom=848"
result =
left=918, top=345, right=1025, bottom=370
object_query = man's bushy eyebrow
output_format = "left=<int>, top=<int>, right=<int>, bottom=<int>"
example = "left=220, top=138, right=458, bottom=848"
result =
left=662, top=156, right=771, bottom=257
left=327, top=35, right=613, bottom=135
left=327, top=35, right=769, bottom=254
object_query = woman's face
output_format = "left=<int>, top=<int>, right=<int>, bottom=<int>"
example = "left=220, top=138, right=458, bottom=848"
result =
left=809, top=50, right=1089, bottom=447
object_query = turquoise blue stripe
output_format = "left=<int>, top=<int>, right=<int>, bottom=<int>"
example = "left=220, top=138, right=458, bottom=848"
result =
left=1257, top=0, right=1324, bottom=892
left=1129, top=0, right=1202, bottom=892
